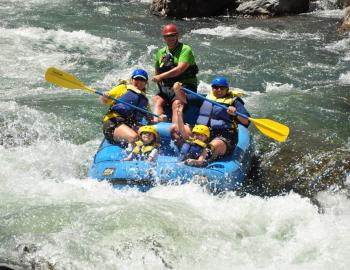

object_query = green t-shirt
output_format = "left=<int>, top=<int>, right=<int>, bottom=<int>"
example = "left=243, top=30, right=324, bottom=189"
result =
left=155, top=42, right=198, bottom=86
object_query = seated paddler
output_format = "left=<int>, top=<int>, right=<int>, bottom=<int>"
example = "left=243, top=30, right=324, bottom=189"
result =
left=172, top=76, right=250, bottom=161
left=100, top=68, right=166, bottom=146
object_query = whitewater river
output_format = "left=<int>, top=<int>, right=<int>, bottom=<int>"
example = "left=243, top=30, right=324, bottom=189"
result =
left=0, top=0, right=349, bottom=269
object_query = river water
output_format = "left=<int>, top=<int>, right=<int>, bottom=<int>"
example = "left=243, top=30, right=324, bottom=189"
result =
left=0, top=0, right=349, bottom=269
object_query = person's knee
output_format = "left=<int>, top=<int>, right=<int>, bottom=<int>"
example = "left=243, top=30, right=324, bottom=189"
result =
left=170, top=123, right=178, bottom=133
left=153, top=95, right=164, bottom=106
left=126, top=133, right=138, bottom=144
left=211, top=140, right=227, bottom=157
left=169, top=123, right=178, bottom=137
left=172, top=100, right=183, bottom=110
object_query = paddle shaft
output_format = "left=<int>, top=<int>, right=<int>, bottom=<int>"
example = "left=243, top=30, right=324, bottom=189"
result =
left=182, top=87, right=249, bottom=119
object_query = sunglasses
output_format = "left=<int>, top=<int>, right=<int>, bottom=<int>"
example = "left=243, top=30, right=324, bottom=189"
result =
left=133, top=77, right=147, bottom=82
left=212, top=85, right=228, bottom=90
left=163, top=33, right=177, bottom=38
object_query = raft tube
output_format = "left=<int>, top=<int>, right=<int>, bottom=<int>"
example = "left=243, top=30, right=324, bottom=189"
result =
left=88, top=122, right=254, bottom=193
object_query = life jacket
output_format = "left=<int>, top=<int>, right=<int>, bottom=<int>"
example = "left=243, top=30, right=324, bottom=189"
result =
left=178, top=138, right=207, bottom=162
left=196, top=90, right=244, bottom=130
left=156, top=43, right=198, bottom=87
left=132, top=140, right=159, bottom=160
left=103, top=84, right=148, bottom=122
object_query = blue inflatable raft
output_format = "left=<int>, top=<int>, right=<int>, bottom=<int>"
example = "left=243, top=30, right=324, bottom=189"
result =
left=88, top=121, right=254, bottom=193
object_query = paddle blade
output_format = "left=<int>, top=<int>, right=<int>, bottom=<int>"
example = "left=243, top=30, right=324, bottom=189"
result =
left=45, top=67, right=94, bottom=93
left=250, top=118, right=290, bottom=142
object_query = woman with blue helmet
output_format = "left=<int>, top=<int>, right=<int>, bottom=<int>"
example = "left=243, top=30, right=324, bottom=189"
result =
left=101, top=69, right=165, bottom=145
left=173, top=76, right=250, bottom=163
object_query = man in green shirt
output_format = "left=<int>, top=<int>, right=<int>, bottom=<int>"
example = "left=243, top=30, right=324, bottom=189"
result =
left=152, top=23, right=199, bottom=124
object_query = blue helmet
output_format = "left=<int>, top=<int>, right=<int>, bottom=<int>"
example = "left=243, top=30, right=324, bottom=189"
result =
left=131, top=69, right=148, bottom=81
left=211, top=76, right=229, bottom=88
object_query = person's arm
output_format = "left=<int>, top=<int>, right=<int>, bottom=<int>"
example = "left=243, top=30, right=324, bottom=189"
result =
left=147, top=114, right=167, bottom=124
left=152, top=63, right=189, bottom=83
left=184, top=149, right=208, bottom=167
left=123, top=152, right=134, bottom=161
left=100, top=85, right=127, bottom=106
left=152, top=45, right=194, bottom=83
left=173, top=82, right=187, bottom=104
left=176, top=102, right=190, bottom=140
left=100, top=92, right=110, bottom=104
left=227, top=100, right=250, bottom=126
left=146, top=102, right=167, bottom=123
left=147, top=148, right=159, bottom=162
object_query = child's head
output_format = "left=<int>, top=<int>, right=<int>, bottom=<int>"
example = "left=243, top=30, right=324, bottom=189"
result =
left=138, top=125, right=159, bottom=144
left=192, top=125, right=210, bottom=142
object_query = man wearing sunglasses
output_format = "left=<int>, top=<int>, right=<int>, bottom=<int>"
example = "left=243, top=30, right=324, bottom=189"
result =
left=173, top=76, right=250, bottom=160
left=152, top=23, right=199, bottom=125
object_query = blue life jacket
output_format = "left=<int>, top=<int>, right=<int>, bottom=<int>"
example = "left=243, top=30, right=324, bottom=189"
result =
left=178, top=139, right=207, bottom=162
left=111, top=86, right=148, bottom=122
left=197, top=91, right=242, bottom=130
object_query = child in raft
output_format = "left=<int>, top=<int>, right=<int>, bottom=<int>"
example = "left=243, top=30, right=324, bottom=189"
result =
left=124, top=125, right=160, bottom=162
left=176, top=103, right=212, bottom=167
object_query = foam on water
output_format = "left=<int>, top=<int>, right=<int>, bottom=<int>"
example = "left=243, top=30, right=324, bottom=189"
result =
left=0, top=101, right=98, bottom=180
left=0, top=101, right=62, bottom=147
left=95, top=6, right=111, bottom=15
left=0, top=0, right=69, bottom=14
left=2, top=96, right=347, bottom=270
left=1, top=174, right=350, bottom=269
left=308, top=9, right=344, bottom=19
left=93, top=44, right=158, bottom=90
left=264, top=82, right=296, bottom=93
left=324, top=35, right=350, bottom=61
left=1, top=1, right=350, bottom=269
left=339, top=71, right=350, bottom=85
left=191, top=26, right=321, bottom=41
left=325, top=36, right=350, bottom=52
left=0, top=26, right=129, bottom=97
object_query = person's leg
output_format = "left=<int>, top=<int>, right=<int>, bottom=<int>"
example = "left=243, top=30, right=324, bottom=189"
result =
left=171, top=99, right=185, bottom=124
left=113, top=124, right=138, bottom=144
left=209, top=139, right=227, bottom=158
left=153, top=95, right=166, bottom=123
left=170, top=123, right=192, bottom=148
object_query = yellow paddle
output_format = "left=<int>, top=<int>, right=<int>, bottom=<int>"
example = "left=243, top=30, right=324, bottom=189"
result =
left=45, top=67, right=160, bottom=118
left=182, top=87, right=290, bottom=142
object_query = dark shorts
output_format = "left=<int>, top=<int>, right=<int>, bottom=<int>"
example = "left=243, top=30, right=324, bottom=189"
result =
left=102, top=117, right=139, bottom=145
left=210, top=128, right=238, bottom=155
left=156, top=84, right=198, bottom=105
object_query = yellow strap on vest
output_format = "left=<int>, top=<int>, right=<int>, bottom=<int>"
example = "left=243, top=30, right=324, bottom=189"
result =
left=187, top=138, right=207, bottom=148
left=118, top=79, right=128, bottom=85
left=230, top=88, right=245, bottom=97
left=103, top=112, right=119, bottom=122
left=206, top=90, right=238, bottom=105
left=126, top=84, right=146, bottom=96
